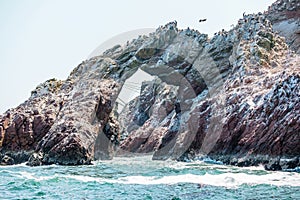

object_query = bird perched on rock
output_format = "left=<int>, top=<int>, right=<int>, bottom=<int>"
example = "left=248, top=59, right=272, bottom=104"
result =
left=199, top=19, right=207, bottom=23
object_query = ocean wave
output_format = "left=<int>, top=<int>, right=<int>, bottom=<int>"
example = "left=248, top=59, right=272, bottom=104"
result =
left=18, top=171, right=55, bottom=181
left=58, top=172, right=300, bottom=188
left=116, top=172, right=300, bottom=187
left=0, top=162, right=28, bottom=168
left=7, top=157, right=300, bottom=188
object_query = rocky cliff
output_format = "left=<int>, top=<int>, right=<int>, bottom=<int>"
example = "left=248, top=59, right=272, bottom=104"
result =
left=267, top=0, right=300, bottom=54
left=0, top=0, right=299, bottom=171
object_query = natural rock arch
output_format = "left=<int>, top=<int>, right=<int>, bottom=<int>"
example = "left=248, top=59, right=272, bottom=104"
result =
left=0, top=2, right=299, bottom=170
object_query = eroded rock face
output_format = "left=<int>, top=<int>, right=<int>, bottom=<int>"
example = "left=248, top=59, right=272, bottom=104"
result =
left=266, top=0, right=300, bottom=54
left=119, top=80, right=179, bottom=154
left=33, top=66, right=121, bottom=165
left=0, top=79, right=64, bottom=164
left=118, top=1, right=300, bottom=170
left=0, top=0, right=299, bottom=171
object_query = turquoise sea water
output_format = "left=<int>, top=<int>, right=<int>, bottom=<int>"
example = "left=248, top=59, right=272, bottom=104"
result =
left=1, top=156, right=299, bottom=200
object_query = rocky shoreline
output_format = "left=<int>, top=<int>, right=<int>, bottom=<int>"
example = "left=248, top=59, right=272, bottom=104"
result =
left=0, top=0, right=299, bottom=171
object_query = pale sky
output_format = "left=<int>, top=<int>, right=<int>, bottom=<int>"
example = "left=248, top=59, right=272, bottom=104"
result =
left=0, top=0, right=275, bottom=113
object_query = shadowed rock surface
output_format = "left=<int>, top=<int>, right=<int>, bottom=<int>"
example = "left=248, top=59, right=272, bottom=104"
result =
left=0, top=0, right=299, bottom=171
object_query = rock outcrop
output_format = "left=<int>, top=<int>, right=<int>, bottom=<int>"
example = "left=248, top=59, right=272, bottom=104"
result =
left=0, top=0, right=299, bottom=171
left=266, top=0, right=300, bottom=54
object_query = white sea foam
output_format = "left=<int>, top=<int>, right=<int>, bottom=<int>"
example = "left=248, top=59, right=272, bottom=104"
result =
left=64, top=175, right=101, bottom=183
left=15, top=168, right=300, bottom=188
left=18, top=171, right=53, bottom=181
left=115, top=172, right=300, bottom=187
left=12, top=156, right=300, bottom=188
left=0, top=162, right=28, bottom=168
left=60, top=171, right=300, bottom=188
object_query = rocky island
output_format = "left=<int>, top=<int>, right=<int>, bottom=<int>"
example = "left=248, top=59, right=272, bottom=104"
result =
left=0, top=0, right=299, bottom=171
